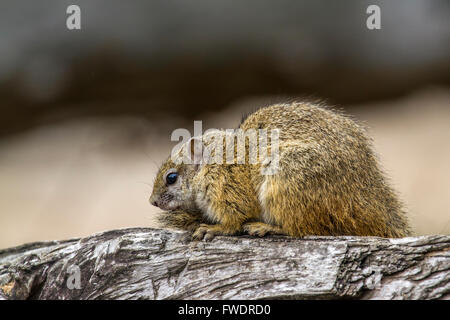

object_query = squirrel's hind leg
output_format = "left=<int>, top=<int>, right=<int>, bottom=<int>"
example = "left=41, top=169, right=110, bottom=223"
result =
left=243, top=222, right=286, bottom=237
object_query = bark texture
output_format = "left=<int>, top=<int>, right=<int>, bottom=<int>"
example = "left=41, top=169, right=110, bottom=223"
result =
left=0, top=228, right=448, bottom=300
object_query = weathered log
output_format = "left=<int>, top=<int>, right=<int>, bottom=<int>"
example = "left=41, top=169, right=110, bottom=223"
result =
left=0, top=228, right=448, bottom=300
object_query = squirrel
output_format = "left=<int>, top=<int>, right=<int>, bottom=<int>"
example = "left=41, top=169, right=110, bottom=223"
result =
left=150, top=102, right=411, bottom=240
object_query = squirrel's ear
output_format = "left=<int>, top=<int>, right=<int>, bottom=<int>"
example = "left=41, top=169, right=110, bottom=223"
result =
left=189, top=136, right=203, bottom=170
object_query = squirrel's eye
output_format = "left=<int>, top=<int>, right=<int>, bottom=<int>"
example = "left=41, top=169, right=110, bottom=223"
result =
left=166, top=172, right=178, bottom=185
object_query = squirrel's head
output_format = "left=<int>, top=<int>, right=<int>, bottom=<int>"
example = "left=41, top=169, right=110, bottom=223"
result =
left=149, top=157, right=198, bottom=211
left=150, top=130, right=227, bottom=211
left=149, top=136, right=205, bottom=211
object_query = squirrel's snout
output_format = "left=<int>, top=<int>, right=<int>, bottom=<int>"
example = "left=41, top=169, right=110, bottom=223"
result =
left=149, top=195, right=159, bottom=208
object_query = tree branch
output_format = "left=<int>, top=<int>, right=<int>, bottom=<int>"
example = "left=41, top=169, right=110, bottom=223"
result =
left=0, top=228, right=448, bottom=299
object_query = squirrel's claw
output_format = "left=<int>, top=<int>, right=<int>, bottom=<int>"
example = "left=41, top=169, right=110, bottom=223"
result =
left=203, top=232, right=216, bottom=242
left=192, top=224, right=216, bottom=241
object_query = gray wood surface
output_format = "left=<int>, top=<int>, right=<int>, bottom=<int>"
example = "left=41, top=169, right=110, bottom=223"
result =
left=0, top=228, right=448, bottom=300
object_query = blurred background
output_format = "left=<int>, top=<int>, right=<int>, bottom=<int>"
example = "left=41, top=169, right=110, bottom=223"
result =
left=1, top=0, right=450, bottom=249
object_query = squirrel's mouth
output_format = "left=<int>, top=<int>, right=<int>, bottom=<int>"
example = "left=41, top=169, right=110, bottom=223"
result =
left=150, top=193, right=178, bottom=210
left=154, top=200, right=180, bottom=211
left=165, top=201, right=180, bottom=211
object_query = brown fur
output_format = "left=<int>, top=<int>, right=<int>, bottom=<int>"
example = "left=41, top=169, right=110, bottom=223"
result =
left=151, top=102, right=411, bottom=240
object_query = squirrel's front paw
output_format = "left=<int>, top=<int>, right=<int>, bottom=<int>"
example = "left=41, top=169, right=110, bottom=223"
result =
left=192, top=224, right=217, bottom=241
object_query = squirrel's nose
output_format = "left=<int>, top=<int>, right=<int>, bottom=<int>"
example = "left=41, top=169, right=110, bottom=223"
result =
left=149, top=195, right=159, bottom=208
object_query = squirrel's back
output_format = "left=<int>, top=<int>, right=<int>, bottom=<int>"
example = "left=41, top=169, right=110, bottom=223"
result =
left=240, top=102, right=411, bottom=237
